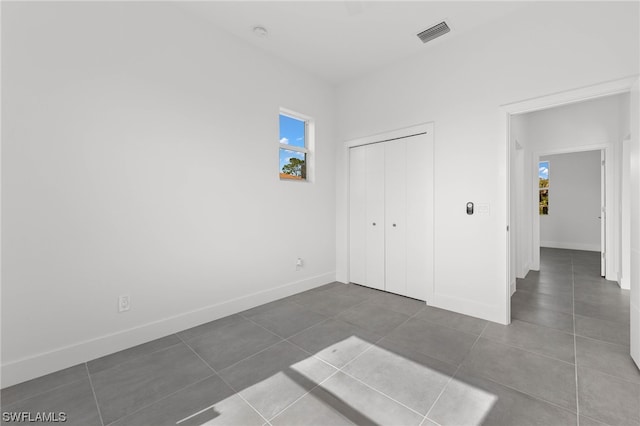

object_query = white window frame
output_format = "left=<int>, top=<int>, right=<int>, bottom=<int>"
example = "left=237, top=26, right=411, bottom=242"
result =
left=279, top=108, right=314, bottom=182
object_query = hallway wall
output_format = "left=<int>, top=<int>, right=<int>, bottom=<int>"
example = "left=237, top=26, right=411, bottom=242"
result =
left=540, top=151, right=602, bottom=251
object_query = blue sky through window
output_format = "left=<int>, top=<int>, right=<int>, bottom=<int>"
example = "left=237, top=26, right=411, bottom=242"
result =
left=279, top=114, right=305, bottom=148
left=539, top=161, right=549, bottom=180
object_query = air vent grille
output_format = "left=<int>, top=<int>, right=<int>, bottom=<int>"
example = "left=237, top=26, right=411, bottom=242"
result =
left=417, top=21, right=450, bottom=44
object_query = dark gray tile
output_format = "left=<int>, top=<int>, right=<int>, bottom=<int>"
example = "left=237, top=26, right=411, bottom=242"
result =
left=427, top=369, right=577, bottom=426
left=242, top=300, right=327, bottom=338
left=575, top=300, right=630, bottom=325
left=578, top=366, right=640, bottom=425
left=0, top=364, right=87, bottom=407
left=0, top=378, right=101, bottom=426
left=183, top=316, right=282, bottom=371
left=535, top=270, right=574, bottom=282
left=177, top=314, right=246, bottom=342
left=516, top=279, right=573, bottom=297
left=482, top=319, right=575, bottom=363
left=523, top=271, right=573, bottom=287
left=87, top=334, right=182, bottom=374
left=343, top=338, right=456, bottom=414
left=321, top=283, right=380, bottom=301
left=288, top=319, right=381, bottom=368
left=218, top=341, right=336, bottom=419
left=579, top=415, right=610, bottom=426
left=512, top=289, right=573, bottom=315
left=289, top=290, right=365, bottom=317
left=575, top=314, right=630, bottom=347
left=365, top=291, right=426, bottom=316
left=336, top=301, right=410, bottom=335
left=385, top=317, right=478, bottom=366
left=275, top=372, right=423, bottom=426
left=576, top=337, right=640, bottom=383
left=414, top=305, right=487, bottom=335
left=90, top=343, right=213, bottom=424
left=539, top=262, right=573, bottom=273
left=109, top=375, right=264, bottom=426
left=461, top=338, right=576, bottom=410
left=511, top=299, right=574, bottom=333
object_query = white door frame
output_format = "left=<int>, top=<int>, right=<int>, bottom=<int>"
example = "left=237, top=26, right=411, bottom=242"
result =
left=531, top=146, right=609, bottom=273
left=501, top=75, right=638, bottom=325
left=345, top=122, right=435, bottom=302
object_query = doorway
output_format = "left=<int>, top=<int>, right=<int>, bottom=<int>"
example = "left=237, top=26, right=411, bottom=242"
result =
left=503, top=76, right=639, bottom=367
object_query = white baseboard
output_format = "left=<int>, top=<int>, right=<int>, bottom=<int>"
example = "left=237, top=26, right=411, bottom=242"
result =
left=517, top=262, right=530, bottom=280
left=1, top=272, right=336, bottom=388
left=510, top=280, right=517, bottom=296
left=540, top=241, right=600, bottom=252
left=621, top=275, right=631, bottom=290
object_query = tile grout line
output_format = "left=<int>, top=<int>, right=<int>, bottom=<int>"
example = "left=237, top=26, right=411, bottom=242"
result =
left=267, top=369, right=345, bottom=424
left=175, top=333, right=272, bottom=426
left=572, top=255, right=581, bottom=426
left=102, top=373, right=218, bottom=426
left=261, top=293, right=432, bottom=422
left=84, top=363, right=105, bottom=426
left=422, top=322, right=489, bottom=425
left=478, top=331, right=577, bottom=367
left=0, top=375, right=89, bottom=409
left=87, top=340, right=185, bottom=377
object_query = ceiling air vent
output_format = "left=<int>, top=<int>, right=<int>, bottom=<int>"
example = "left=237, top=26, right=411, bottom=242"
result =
left=417, top=21, right=450, bottom=44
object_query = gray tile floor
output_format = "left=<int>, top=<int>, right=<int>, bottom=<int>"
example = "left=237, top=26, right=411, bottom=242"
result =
left=2, top=248, right=638, bottom=425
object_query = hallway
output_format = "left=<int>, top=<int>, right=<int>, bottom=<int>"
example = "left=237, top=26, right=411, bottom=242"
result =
left=512, top=248, right=639, bottom=425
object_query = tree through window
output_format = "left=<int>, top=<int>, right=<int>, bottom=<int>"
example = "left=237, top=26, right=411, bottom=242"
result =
left=279, top=112, right=309, bottom=180
left=539, top=161, right=549, bottom=215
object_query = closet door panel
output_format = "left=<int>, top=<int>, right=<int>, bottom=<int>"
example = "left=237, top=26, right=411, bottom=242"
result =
left=406, top=134, right=431, bottom=301
left=365, top=143, right=386, bottom=290
left=349, top=145, right=367, bottom=285
left=384, top=141, right=407, bottom=296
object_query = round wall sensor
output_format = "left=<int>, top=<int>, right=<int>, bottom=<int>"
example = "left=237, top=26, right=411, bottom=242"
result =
left=253, top=26, right=268, bottom=38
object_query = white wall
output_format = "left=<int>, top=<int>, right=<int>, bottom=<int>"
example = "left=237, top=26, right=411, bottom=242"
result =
left=335, top=2, right=639, bottom=323
left=539, top=151, right=602, bottom=251
left=513, top=93, right=630, bottom=279
left=1, top=2, right=336, bottom=386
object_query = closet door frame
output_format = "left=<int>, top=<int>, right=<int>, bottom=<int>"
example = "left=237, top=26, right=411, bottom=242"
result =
left=345, top=122, right=435, bottom=303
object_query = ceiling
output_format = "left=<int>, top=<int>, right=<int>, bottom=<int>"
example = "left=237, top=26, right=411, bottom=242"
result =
left=175, top=1, right=530, bottom=86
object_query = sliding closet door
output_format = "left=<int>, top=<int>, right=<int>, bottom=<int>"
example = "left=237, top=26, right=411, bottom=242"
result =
left=384, top=141, right=407, bottom=296
left=349, top=145, right=367, bottom=286
left=365, top=143, right=386, bottom=290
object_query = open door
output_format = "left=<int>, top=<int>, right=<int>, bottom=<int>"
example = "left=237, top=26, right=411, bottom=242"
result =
left=600, top=150, right=606, bottom=277
left=630, top=77, right=639, bottom=369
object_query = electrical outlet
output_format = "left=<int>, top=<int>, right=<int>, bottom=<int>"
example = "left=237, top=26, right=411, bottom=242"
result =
left=295, top=257, right=303, bottom=271
left=118, top=295, right=130, bottom=313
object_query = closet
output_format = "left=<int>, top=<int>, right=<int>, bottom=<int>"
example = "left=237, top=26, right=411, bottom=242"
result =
left=348, top=127, right=433, bottom=301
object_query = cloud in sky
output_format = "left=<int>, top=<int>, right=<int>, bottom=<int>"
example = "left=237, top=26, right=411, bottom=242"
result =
left=539, top=165, right=549, bottom=179
left=280, top=137, right=289, bottom=145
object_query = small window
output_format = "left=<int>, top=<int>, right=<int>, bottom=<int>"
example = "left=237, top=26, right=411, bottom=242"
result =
left=279, top=110, right=311, bottom=181
left=539, top=161, right=549, bottom=215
